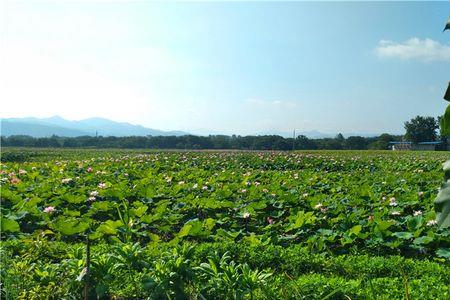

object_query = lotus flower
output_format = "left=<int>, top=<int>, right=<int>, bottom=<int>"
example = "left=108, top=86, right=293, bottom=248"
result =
left=43, top=206, right=56, bottom=213
left=426, top=219, right=437, bottom=226
left=61, top=178, right=72, bottom=184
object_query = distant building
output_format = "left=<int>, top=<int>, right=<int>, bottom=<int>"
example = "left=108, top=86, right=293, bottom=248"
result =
left=389, top=141, right=442, bottom=151
left=389, top=141, right=412, bottom=151
left=414, top=141, right=442, bottom=151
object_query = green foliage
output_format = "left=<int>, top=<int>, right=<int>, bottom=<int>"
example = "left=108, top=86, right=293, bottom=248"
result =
left=141, top=245, right=195, bottom=299
left=53, top=218, right=90, bottom=235
left=433, top=18, right=450, bottom=231
left=1, top=149, right=449, bottom=298
left=196, top=251, right=272, bottom=299
left=404, top=116, right=439, bottom=143
left=434, top=161, right=450, bottom=228
left=1, top=218, right=20, bottom=233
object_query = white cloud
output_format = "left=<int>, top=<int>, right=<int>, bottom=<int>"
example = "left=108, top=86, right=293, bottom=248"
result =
left=375, top=38, right=450, bottom=62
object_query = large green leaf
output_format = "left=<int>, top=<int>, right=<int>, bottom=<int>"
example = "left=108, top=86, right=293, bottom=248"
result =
left=407, top=216, right=423, bottom=232
left=440, top=104, right=450, bottom=136
left=434, top=179, right=450, bottom=229
left=96, top=220, right=124, bottom=235
left=289, top=211, right=316, bottom=230
left=436, top=248, right=450, bottom=259
left=348, top=225, right=362, bottom=237
left=413, top=236, right=434, bottom=245
left=443, top=160, right=450, bottom=181
left=176, top=219, right=212, bottom=238
left=392, top=232, right=413, bottom=240
left=178, top=223, right=192, bottom=238
left=1, top=218, right=20, bottom=232
left=131, top=205, right=148, bottom=217
left=53, top=218, right=90, bottom=235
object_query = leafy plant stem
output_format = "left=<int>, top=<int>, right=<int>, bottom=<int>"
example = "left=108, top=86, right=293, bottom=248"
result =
left=84, top=234, right=91, bottom=300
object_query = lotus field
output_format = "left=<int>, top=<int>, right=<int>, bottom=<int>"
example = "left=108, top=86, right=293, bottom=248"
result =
left=1, top=149, right=449, bottom=299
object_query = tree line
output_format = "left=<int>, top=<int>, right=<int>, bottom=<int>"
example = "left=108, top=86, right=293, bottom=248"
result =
left=1, top=133, right=404, bottom=150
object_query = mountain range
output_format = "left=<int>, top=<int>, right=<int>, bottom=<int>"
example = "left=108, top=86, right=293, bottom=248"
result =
left=1, top=116, right=188, bottom=137
left=1, top=116, right=385, bottom=138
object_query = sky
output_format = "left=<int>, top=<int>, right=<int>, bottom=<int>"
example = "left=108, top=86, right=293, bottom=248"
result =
left=1, top=1, right=449, bottom=136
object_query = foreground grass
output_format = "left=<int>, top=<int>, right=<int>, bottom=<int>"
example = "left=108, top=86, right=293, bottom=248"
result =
left=2, top=240, right=449, bottom=299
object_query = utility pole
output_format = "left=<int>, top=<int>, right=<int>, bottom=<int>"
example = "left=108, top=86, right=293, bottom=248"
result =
left=292, top=129, right=296, bottom=151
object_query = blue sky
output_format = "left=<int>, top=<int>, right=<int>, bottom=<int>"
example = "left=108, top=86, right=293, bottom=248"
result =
left=1, top=1, right=449, bottom=135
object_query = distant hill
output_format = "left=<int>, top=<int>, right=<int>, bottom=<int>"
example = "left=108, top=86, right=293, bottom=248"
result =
left=1, top=116, right=188, bottom=137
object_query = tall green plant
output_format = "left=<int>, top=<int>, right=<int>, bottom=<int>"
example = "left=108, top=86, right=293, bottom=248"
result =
left=434, top=17, right=450, bottom=229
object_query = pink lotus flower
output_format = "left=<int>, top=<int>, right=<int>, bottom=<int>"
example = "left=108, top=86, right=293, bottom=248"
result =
left=86, top=167, right=93, bottom=173
left=267, top=217, right=274, bottom=224
left=18, top=169, right=27, bottom=175
left=98, top=182, right=106, bottom=189
left=10, top=177, right=21, bottom=184
left=43, top=206, right=55, bottom=213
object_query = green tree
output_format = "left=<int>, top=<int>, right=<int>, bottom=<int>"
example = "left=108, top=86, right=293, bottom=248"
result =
left=404, top=116, right=438, bottom=143
left=368, top=133, right=394, bottom=150
left=345, top=136, right=367, bottom=150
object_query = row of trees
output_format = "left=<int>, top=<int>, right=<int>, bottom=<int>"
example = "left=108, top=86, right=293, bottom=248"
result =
left=1, top=133, right=402, bottom=150
left=1, top=115, right=443, bottom=151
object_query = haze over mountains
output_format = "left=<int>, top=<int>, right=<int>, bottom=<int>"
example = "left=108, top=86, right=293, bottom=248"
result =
left=1, top=116, right=188, bottom=137
left=1, top=116, right=383, bottom=138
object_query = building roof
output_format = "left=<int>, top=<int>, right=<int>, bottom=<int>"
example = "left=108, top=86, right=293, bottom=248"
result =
left=389, top=141, right=412, bottom=145
left=417, top=141, right=442, bottom=145
left=389, top=141, right=441, bottom=145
